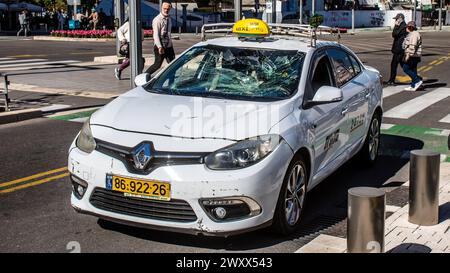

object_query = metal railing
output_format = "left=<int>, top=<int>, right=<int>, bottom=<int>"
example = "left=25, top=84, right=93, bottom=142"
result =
left=201, top=22, right=340, bottom=47
left=0, top=73, right=10, bottom=112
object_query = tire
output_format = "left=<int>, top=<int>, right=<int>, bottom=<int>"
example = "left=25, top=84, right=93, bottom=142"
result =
left=357, top=113, right=381, bottom=166
left=272, top=154, right=308, bottom=235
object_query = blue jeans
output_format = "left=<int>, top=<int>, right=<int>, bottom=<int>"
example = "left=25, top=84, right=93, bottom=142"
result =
left=402, top=57, right=421, bottom=87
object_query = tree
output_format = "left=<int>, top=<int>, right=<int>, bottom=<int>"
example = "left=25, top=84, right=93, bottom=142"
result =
left=31, top=0, right=68, bottom=11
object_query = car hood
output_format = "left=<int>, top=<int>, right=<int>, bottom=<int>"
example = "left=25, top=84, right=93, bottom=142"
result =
left=90, top=87, right=294, bottom=140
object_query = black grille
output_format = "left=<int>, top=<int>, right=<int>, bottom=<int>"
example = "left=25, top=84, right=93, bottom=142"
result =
left=90, top=188, right=197, bottom=222
left=94, top=139, right=208, bottom=175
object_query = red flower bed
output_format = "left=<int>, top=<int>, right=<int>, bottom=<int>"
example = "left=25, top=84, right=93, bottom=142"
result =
left=51, top=29, right=154, bottom=38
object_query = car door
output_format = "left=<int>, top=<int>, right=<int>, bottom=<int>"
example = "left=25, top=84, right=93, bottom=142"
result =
left=327, top=48, right=369, bottom=154
left=302, top=50, right=347, bottom=175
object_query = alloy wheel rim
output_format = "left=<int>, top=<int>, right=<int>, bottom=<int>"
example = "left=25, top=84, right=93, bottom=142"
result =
left=368, top=118, right=380, bottom=161
left=285, top=163, right=306, bottom=226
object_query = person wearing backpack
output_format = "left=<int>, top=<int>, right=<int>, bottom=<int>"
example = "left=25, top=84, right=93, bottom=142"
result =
left=402, top=21, right=423, bottom=91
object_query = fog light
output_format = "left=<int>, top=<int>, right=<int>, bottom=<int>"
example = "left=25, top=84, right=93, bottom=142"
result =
left=213, top=207, right=227, bottom=219
left=71, top=175, right=88, bottom=200
left=76, top=185, right=85, bottom=197
left=200, top=197, right=261, bottom=221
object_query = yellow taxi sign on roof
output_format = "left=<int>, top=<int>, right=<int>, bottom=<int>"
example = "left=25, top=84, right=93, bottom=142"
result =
left=232, top=19, right=270, bottom=37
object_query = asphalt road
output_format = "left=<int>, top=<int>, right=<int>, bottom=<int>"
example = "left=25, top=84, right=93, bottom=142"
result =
left=0, top=36, right=201, bottom=62
left=0, top=30, right=449, bottom=253
left=0, top=117, right=412, bottom=253
left=1, top=31, right=449, bottom=85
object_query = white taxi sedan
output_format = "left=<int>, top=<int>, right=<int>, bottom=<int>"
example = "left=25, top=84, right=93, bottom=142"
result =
left=68, top=19, right=383, bottom=236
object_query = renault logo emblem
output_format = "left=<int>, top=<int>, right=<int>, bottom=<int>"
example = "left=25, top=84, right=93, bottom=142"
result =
left=132, top=143, right=152, bottom=170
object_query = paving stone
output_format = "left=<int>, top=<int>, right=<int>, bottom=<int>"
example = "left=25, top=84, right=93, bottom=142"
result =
left=295, top=235, right=347, bottom=253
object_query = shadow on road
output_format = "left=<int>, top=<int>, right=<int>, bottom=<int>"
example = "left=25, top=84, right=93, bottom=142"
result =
left=97, top=135, right=424, bottom=251
left=387, top=243, right=432, bottom=253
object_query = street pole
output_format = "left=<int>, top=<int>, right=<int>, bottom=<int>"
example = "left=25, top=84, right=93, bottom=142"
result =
left=272, top=0, right=277, bottom=23
left=312, top=0, right=315, bottom=16
left=299, top=0, right=303, bottom=24
left=115, top=0, right=124, bottom=57
left=175, top=0, right=178, bottom=29
left=438, top=0, right=443, bottom=30
left=413, top=0, right=416, bottom=23
left=74, top=0, right=77, bottom=21
left=129, top=0, right=143, bottom=87
left=352, top=6, right=355, bottom=33
left=234, top=0, right=242, bottom=22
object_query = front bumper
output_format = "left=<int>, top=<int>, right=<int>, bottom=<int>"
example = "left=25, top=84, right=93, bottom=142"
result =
left=68, top=140, right=294, bottom=236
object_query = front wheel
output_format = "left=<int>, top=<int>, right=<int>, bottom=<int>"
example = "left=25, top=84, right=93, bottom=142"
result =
left=272, top=155, right=308, bottom=235
left=357, top=113, right=381, bottom=166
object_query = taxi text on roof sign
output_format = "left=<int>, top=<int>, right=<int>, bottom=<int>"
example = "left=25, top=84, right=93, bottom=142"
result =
left=232, top=19, right=270, bottom=37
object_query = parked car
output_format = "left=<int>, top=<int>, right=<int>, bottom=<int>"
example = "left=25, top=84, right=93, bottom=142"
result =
left=69, top=19, right=383, bottom=236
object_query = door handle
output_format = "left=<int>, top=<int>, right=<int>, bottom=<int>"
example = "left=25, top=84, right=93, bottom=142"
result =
left=365, top=90, right=371, bottom=99
left=341, top=106, right=349, bottom=116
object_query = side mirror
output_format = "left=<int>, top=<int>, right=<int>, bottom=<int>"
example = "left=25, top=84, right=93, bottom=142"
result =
left=304, top=86, right=343, bottom=108
left=134, top=73, right=150, bottom=87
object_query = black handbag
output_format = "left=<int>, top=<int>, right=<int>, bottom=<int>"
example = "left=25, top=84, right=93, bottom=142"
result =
left=119, top=41, right=129, bottom=56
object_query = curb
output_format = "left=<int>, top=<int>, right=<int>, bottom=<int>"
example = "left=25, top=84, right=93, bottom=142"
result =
left=8, top=83, right=119, bottom=99
left=94, top=54, right=155, bottom=64
left=41, top=104, right=105, bottom=115
left=32, top=35, right=182, bottom=42
left=33, top=36, right=115, bottom=42
left=94, top=54, right=180, bottom=64
left=349, top=25, right=450, bottom=34
left=0, top=108, right=42, bottom=125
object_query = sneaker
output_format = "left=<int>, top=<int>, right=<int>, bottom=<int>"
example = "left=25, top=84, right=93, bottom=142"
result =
left=384, top=81, right=396, bottom=86
left=412, top=80, right=423, bottom=91
left=114, top=68, right=121, bottom=80
left=404, top=86, right=415, bottom=91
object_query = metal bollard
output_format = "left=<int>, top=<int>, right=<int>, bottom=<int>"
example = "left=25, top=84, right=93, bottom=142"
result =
left=409, top=150, right=440, bottom=226
left=347, top=187, right=385, bottom=253
left=179, top=26, right=182, bottom=35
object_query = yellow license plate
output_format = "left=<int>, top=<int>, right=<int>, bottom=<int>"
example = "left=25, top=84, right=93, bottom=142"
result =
left=106, top=174, right=171, bottom=201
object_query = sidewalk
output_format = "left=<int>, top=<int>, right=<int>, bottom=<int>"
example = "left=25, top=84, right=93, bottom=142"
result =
left=352, top=25, right=450, bottom=33
left=296, top=161, right=450, bottom=253
left=6, top=63, right=135, bottom=99
left=0, top=90, right=110, bottom=124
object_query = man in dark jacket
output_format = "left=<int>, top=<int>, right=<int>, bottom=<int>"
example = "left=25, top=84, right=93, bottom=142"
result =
left=386, top=13, right=407, bottom=85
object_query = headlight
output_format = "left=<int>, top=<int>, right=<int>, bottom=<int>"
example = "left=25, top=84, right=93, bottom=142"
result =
left=76, top=118, right=96, bottom=153
left=205, top=134, right=282, bottom=170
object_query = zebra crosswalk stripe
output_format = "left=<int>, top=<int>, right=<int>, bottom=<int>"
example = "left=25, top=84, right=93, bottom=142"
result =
left=0, top=59, right=47, bottom=65
left=0, top=60, right=79, bottom=69
left=439, top=114, right=450, bottom=124
left=383, top=86, right=408, bottom=98
left=384, top=88, right=450, bottom=119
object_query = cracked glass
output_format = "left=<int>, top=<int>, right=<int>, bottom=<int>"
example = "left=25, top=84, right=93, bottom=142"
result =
left=147, top=45, right=306, bottom=101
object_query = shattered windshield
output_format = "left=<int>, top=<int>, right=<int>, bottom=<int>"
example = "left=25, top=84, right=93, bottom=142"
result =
left=146, top=45, right=305, bottom=101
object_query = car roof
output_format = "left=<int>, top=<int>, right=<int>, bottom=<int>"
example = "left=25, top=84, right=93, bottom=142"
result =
left=196, top=36, right=342, bottom=53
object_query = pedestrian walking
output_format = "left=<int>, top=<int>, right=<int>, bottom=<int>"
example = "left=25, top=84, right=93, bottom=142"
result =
left=402, top=21, right=423, bottom=91
left=386, top=13, right=407, bottom=85
left=115, top=20, right=130, bottom=80
left=16, top=10, right=30, bottom=37
left=57, top=9, right=66, bottom=30
left=114, top=21, right=145, bottom=80
left=144, top=2, right=175, bottom=76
